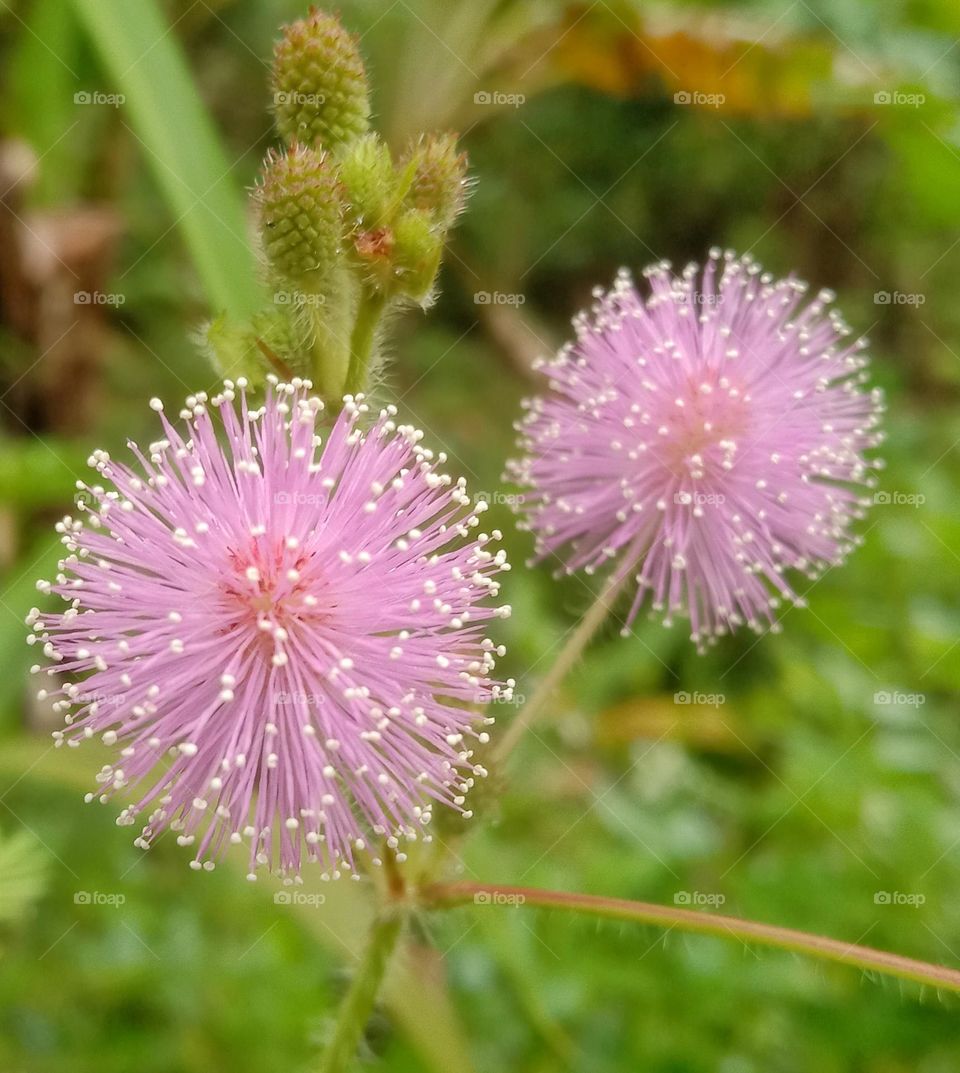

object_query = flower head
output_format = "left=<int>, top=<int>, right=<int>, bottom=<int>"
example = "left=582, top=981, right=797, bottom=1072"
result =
left=31, top=381, right=511, bottom=879
left=511, top=250, right=883, bottom=650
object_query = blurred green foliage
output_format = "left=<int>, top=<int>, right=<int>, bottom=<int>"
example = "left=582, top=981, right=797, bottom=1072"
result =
left=2, top=0, right=960, bottom=1070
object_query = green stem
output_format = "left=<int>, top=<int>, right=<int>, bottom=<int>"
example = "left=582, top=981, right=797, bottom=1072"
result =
left=422, top=882, right=960, bottom=993
left=494, top=568, right=630, bottom=764
left=343, top=287, right=387, bottom=397
left=319, top=909, right=404, bottom=1073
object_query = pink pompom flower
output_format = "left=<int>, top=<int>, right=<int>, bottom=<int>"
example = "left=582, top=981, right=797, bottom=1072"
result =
left=511, top=250, right=884, bottom=650
left=30, top=380, right=511, bottom=879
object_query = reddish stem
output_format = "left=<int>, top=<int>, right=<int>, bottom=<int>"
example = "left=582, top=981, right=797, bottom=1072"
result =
left=421, top=881, right=960, bottom=993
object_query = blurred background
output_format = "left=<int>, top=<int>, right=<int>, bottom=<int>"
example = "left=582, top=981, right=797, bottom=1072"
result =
left=2, top=0, right=960, bottom=1069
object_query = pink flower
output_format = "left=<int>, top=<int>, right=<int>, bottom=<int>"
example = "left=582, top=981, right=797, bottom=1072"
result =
left=511, top=250, right=884, bottom=649
left=31, top=380, right=511, bottom=879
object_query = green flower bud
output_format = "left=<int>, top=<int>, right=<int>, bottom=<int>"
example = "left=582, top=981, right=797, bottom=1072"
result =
left=255, top=144, right=343, bottom=287
left=271, top=8, right=371, bottom=149
left=338, top=133, right=396, bottom=229
left=402, top=132, right=468, bottom=231
left=391, top=208, right=443, bottom=304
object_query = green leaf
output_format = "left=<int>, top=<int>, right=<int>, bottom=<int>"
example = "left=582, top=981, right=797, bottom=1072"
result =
left=67, top=0, right=262, bottom=319
left=0, top=536, right=63, bottom=734
left=0, top=439, right=88, bottom=510
left=0, top=826, right=49, bottom=927
left=3, top=0, right=86, bottom=205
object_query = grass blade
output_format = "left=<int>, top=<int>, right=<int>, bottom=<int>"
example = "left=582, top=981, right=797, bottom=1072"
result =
left=67, top=0, right=262, bottom=318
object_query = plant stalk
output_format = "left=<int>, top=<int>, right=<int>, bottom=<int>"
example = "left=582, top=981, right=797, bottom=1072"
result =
left=343, top=287, right=387, bottom=398
left=494, top=568, right=630, bottom=764
left=421, top=881, right=960, bottom=993
left=318, top=909, right=404, bottom=1073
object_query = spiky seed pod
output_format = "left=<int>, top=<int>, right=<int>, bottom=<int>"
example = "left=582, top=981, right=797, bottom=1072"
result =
left=255, top=144, right=343, bottom=287
left=402, top=132, right=468, bottom=231
left=338, top=133, right=397, bottom=229
left=271, top=8, right=371, bottom=149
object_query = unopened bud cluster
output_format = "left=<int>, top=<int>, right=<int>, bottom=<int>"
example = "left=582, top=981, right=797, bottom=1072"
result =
left=203, top=7, right=469, bottom=401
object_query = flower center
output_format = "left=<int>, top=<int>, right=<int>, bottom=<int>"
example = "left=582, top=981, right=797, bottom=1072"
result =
left=658, top=376, right=751, bottom=481
left=218, top=540, right=319, bottom=649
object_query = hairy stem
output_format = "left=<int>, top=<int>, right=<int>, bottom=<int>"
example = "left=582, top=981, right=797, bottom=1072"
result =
left=343, top=286, right=387, bottom=397
left=494, top=568, right=630, bottom=763
left=422, top=882, right=960, bottom=993
left=318, top=909, right=404, bottom=1073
